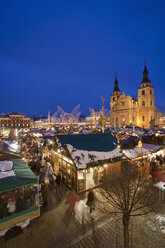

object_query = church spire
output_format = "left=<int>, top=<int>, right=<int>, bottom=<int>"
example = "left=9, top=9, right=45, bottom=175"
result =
left=142, top=60, right=150, bottom=83
left=113, top=74, right=121, bottom=94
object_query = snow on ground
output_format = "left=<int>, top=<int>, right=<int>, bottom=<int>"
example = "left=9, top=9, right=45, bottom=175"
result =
left=155, top=215, right=165, bottom=234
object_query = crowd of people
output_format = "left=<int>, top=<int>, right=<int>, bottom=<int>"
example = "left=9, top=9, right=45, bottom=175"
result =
left=21, top=138, right=63, bottom=207
left=0, top=186, right=38, bottom=219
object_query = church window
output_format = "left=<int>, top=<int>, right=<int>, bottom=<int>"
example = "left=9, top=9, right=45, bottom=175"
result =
left=150, top=101, right=152, bottom=106
left=142, top=101, right=145, bottom=106
left=142, top=90, right=145, bottom=95
left=150, top=90, right=152, bottom=95
left=142, top=116, right=145, bottom=121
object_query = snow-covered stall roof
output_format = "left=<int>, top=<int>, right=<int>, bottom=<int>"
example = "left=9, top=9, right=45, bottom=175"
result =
left=66, top=145, right=122, bottom=169
left=54, top=134, right=163, bottom=169
left=0, top=161, right=15, bottom=179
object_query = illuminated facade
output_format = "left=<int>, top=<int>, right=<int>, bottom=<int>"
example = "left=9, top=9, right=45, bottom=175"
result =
left=0, top=113, right=30, bottom=129
left=110, top=64, right=163, bottom=128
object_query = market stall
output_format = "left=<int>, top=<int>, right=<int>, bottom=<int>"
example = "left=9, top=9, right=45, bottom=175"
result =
left=0, top=159, right=40, bottom=232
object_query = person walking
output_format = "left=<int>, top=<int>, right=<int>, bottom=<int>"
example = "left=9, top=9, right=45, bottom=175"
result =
left=56, top=173, right=61, bottom=195
left=41, top=181, right=48, bottom=207
left=86, top=190, right=95, bottom=213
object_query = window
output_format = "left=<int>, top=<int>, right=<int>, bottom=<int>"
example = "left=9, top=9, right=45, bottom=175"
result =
left=142, top=90, right=145, bottom=95
left=113, top=97, right=115, bottom=101
left=150, top=90, right=152, bottom=95
left=151, top=116, right=153, bottom=121
left=142, top=101, right=145, bottom=106
left=150, top=101, right=152, bottom=106
left=142, top=116, right=145, bottom=121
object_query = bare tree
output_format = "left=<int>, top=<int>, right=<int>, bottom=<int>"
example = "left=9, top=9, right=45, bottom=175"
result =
left=98, top=161, right=155, bottom=248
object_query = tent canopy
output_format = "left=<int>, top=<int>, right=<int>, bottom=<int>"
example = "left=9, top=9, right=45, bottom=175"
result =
left=0, top=159, right=37, bottom=193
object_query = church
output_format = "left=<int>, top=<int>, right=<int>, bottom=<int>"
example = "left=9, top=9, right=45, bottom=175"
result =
left=110, top=64, right=163, bottom=129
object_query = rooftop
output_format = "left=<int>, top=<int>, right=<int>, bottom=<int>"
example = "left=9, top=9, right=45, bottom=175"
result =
left=56, top=133, right=117, bottom=152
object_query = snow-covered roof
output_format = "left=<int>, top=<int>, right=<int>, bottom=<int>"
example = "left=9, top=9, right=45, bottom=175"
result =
left=0, top=161, right=15, bottom=179
left=142, top=143, right=162, bottom=152
left=66, top=145, right=122, bottom=169
left=134, top=130, right=145, bottom=136
left=122, top=148, right=150, bottom=159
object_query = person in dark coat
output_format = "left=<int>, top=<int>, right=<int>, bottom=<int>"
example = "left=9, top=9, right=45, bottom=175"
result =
left=86, top=190, right=95, bottom=213
left=41, top=181, right=48, bottom=207
left=56, top=173, right=61, bottom=195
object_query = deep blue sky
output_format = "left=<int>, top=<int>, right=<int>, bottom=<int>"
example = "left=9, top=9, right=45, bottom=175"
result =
left=0, top=0, right=165, bottom=117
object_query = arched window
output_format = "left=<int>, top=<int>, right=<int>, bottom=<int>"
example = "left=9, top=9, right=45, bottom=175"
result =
left=150, top=90, right=152, bottom=95
left=142, top=116, right=145, bottom=121
left=150, top=101, right=152, bottom=106
left=142, top=90, right=145, bottom=95
left=142, top=101, right=145, bottom=106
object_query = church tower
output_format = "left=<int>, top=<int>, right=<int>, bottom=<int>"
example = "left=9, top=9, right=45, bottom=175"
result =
left=137, top=63, right=155, bottom=128
left=110, top=75, right=121, bottom=126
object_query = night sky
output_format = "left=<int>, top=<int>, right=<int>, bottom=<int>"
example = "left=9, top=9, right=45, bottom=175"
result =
left=0, top=0, right=165, bottom=117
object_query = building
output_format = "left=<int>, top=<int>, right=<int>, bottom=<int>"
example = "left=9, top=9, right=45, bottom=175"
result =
left=159, top=116, right=165, bottom=129
left=0, top=113, right=30, bottom=129
left=110, top=64, right=163, bottom=129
